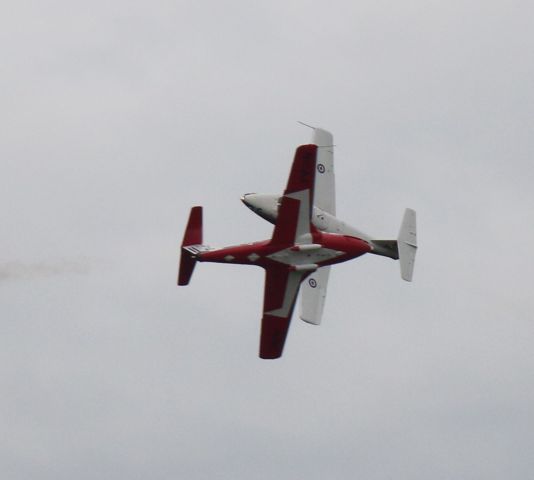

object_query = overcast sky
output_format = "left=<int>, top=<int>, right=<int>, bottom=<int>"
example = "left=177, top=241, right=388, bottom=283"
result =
left=2, top=1, right=534, bottom=479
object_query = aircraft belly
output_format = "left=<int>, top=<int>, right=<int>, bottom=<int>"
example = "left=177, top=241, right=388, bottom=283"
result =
left=267, top=247, right=342, bottom=266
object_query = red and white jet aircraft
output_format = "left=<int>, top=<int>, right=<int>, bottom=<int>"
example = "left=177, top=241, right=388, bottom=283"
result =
left=241, top=128, right=417, bottom=328
left=178, top=135, right=417, bottom=359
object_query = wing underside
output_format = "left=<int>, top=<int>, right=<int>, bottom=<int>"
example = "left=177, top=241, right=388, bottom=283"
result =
left=299, top=266, right=330, bottom=325
left=270, top=144, right=317, bottom=245
left=299, top=128, right=335, bottom=324
left=261, top=145, right=318, bottom=358
left=312, top=128, right=335, bottom=215
left=260, top=267, right=306, bottom=359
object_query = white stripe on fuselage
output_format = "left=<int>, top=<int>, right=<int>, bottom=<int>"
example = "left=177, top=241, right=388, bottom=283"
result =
left=267, top=246, right=343, bottom=267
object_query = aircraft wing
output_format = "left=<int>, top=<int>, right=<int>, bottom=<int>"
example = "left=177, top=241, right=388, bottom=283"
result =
left=299, top=266, right=331, bottom=325
left=299, top=128, right=335, bottom=325
left=312, top=128, right=335, bottom=215
left=260, top=144, right=317, bottom=358
left=260, top=266, right=307, bottom=359
left=271, top=144, right=317, bottom=245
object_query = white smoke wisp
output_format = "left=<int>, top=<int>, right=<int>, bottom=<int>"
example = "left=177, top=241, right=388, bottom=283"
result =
left=0, top=259, right=91, bottom=282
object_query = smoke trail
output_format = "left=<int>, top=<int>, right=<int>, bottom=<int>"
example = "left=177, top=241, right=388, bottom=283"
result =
left=0, top=259, right=90, bottom=282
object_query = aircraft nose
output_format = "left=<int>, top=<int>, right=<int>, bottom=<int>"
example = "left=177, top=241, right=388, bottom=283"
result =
left=241, top=193, right=256, bottom=206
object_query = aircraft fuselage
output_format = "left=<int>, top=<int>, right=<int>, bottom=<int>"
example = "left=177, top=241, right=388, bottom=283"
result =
left=241, top=193, right=372, bottom=241
left=240, top=193, right=399, bottom=259
left=191, top=230, right=370, bottom=272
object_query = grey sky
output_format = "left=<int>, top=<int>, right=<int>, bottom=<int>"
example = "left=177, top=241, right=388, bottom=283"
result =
left=2, top=1, right=534, bottom=479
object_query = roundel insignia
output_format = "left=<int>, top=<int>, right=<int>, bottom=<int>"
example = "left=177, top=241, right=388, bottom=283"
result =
left=317, top=163, right=326, bottom=174
left=308, top=278, right=317, bottom=288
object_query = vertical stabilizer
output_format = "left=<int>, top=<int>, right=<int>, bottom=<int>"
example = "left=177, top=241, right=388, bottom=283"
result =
left=398, top=208, right=417, bottom=282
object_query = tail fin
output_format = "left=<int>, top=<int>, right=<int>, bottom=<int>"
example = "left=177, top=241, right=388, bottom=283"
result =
left=178, top=206, right=203, bottom=286
left=398, top=208, right=417, bottom=282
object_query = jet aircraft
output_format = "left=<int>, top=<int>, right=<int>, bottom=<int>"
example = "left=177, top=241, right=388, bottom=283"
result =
left=178, top=130, right=417, bottom=359
left=241, top=127, right=417, bottom=327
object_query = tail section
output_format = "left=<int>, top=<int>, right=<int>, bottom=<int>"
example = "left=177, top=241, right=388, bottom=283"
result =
left=178, top=206, right=203, bottom=286
left=397, top=208, right=417, bottom=282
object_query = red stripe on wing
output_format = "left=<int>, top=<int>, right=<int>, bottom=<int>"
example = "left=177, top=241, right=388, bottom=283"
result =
left=270, top=196, right=300, bottom=246
left=283, top=144, right=318, bottom=196
left=269, top=145, right=317, bottom=246
left=259, top=266, right=305, bottom=359
left=260, top=314, right=292, bottom=359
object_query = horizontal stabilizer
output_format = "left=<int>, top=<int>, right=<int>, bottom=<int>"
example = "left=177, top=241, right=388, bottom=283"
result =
left=178, top=206, right=203, bottom=286
left=398, top=208, right=417, bottom=282
left=182, top=206, right=202, bottom=247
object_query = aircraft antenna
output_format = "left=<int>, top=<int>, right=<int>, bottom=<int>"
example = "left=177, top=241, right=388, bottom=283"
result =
left=297, top=120, right=315, bottom=130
